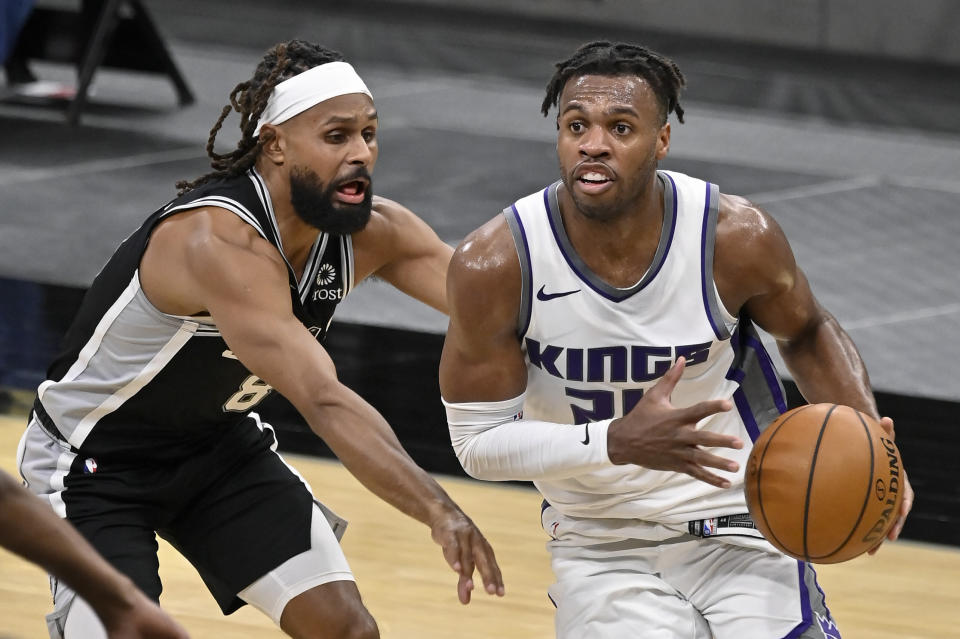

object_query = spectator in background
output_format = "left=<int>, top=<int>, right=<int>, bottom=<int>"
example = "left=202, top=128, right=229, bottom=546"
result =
left=1, top=0, right=35, bottom=84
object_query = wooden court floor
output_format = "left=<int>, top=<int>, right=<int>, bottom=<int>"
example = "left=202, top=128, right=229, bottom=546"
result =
left=0, top=410, right=958, bottom=638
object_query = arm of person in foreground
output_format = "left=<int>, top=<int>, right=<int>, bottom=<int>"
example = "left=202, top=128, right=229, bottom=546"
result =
left=713, top=193, right=914, bottom=544
left=439, top=215, right=739, bottom=487
left=141, top=206, right=502, bottom=604
left=0, top=470, right=189, bottom=639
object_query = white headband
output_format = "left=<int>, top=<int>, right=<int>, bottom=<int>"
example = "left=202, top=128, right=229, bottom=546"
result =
left=254, top=61, right=372, bottom=135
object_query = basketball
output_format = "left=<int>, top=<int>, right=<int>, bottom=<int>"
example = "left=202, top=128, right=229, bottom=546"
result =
left=745, top=403, right=904, bottom=564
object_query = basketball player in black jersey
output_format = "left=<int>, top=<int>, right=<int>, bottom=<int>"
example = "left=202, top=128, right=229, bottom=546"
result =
left=0, top=469, right=188, bottom=638
left=18, top=40, right=502, bottom=638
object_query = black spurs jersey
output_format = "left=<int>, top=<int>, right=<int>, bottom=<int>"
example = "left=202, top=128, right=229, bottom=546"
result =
left=33, top=169, right=354, bottom=458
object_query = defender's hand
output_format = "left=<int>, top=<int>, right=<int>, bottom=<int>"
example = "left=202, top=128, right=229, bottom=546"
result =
left=103, top=590, right=189, bottom=638
left=431, top=507, right=504, bottom=604
left=607, top=357, right=740, bottom=488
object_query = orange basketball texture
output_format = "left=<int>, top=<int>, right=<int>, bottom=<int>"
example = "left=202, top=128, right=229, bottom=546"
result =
left=744, top=403, right=904, bottom=563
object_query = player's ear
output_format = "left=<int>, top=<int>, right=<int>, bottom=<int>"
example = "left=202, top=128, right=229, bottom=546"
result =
left=258, top=126, right=285, bottom=166
left=656, top=122, right=671, bottom=160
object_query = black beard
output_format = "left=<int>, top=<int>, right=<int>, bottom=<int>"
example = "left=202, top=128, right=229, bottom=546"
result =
left=289, top=166, right=373, bottom=235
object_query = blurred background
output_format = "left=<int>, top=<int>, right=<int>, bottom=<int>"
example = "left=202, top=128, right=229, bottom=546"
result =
left=0, top=0, right=957, bottom=582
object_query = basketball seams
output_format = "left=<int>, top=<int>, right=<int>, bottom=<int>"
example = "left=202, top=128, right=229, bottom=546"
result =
left=801, top=404, right=838, bottom=562
left=809, top=408, right=876, bottom=561
left=749, top=402, right=897, bottom=564
left=754, top=403, right=816, bottom=559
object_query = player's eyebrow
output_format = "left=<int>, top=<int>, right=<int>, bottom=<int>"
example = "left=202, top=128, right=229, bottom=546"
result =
left=322, top=110, right=378, bottom=125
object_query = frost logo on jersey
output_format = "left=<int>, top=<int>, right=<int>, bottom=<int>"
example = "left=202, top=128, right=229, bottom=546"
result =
left=815, top=612, right=841, bottom=638
left=316, top=263, right=336, bottom=286
left=312, top=263, right=343, bottom=301
left=83, top=458, right=98, bottom=474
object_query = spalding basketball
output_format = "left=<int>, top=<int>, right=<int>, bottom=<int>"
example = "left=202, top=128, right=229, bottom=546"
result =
left=744, top=403, right=904, bottom=564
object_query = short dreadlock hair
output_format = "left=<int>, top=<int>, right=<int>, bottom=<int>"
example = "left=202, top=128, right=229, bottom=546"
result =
left=176, top=40, right=345, bottom=194
left=541, top=41, right=686, bottom=125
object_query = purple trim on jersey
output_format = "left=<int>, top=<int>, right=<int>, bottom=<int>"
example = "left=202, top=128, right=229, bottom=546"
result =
left=744, top=333, right=788, bottom=414
left=700, top=181, right=725, bottom=340
left=643, top=173, right=678, bottom=287
left=782, top=561, right=814, bottom=639
left=809, top=566, right=839, bottom=637
left=543, top=187, right=604, bottom=295
left=726, top=323, right=785, bottom=442
left=513, top=204, right=534, bottom=338
left=543, top=181, right=677, bottom=303
left=733, top=387, right=762, bottom=442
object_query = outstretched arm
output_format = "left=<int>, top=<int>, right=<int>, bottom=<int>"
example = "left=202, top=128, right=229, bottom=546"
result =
left=0, top=471, right=188, bottom=638
left=141, top=207, right=502, bottom=604
left=714, top=193, right=913, bottom=542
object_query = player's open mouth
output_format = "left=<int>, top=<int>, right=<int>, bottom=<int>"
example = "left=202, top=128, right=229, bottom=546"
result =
left=577, top=171, right=613, bottom=194
left=335, top=180, right=367, bottom=205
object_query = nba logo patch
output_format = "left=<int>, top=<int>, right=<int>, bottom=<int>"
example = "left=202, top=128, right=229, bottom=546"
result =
left=702, top=518, right=717, bottom=537
left=83, top=458, right=98, bottom=474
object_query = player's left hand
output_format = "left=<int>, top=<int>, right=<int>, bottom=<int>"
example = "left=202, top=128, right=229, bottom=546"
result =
left=868, top=416, right=914, bottom=555
left=430, top=506, right=505, bottom=604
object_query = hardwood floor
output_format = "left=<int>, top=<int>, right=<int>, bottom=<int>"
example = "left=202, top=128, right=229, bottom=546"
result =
left=0, top=412, right=956, bottom=638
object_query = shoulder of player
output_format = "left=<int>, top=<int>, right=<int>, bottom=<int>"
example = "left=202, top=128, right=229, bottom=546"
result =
left=448, top=215, right=520, bottom=311
left=715, top=192, right=793, bottom=265
left=153, top=206, right=286, bottom=275
left=714, top=192, right=798, bottom=307
left=354, top=195, right=420, bottom=239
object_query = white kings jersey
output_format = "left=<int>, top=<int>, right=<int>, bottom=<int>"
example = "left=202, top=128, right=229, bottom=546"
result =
left=503, top=170, right=789, bottom=524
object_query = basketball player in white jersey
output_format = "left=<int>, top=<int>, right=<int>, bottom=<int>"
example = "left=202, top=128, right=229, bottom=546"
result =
left=18, top=40, right=502, bottom=639
left=0, top=469, right=188, bottom=638
left=439, top=41, right=913, bottom=638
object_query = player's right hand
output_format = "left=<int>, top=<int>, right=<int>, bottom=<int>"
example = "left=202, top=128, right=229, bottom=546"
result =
left=606, top=357, right=741, bottom=488
left=429, top=505, right=505, bottom=605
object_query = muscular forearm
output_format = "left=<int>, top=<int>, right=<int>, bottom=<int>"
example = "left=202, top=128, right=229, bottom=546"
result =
left=305, top=388, right=458, bottom=526
left=778, top=313, right=878, bottom=418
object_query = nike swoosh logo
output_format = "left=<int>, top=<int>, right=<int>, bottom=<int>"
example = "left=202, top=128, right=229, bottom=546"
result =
left=581, top=424, right=590, bottom=445
left=537, top=285, right=580, bottom=301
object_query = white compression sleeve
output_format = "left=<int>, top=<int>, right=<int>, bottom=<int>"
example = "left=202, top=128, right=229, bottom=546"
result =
left=443, top=393, right=614, bottom=481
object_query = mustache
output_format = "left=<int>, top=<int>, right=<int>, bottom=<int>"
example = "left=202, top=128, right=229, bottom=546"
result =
left=333, top=167, right=372, bottom=188
left=573, top=160, right=617, bottom=178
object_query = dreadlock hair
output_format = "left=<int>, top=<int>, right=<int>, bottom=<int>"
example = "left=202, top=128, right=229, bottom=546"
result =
left=541, top=41, right=686, bottom=125
left=176, top=40, right=346, bottom=195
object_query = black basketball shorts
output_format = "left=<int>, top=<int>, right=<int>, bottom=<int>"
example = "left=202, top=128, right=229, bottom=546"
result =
left=19, top=413, right=330, bottom=614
